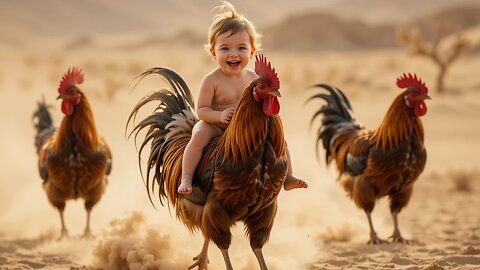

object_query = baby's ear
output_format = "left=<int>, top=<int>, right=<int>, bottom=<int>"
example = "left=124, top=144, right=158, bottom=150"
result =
left=210, top=47, right=216, bottom=59
left=250, top=47, right=256, bottom=58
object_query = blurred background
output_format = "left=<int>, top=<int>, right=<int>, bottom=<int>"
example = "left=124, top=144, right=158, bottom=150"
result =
left=1, top=1, right=479, bottom=269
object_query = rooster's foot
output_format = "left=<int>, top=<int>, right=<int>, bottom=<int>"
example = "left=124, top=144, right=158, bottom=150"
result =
left=188, top=253, right=209, bottom=270
left=367, top=235, right=388, bottom=244
left=389, top=234, right=413, bottom=244
left=82, top=230, right=94, bottom=240
left=57, top=229, right=69, bottom=241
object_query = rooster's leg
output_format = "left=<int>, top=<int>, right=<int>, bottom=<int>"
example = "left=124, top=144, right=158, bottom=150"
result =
left=245, top=203, right=276, bottom=270
left=365, top=211, right=387, bottom=244
left=82, top=201, right=95, bottom=239
left=57, top=204, right=69, bottom=240
left=220, top=249, right=234, bottom=270
left=82, top=208, right=92, bottom=239
left=253, top=249, right=268, bottom=270
left=388, top=187, right=413, bottom=243
left=389, top=211, right=412, bottom=243
left=189, top=237, right=210, bottom=270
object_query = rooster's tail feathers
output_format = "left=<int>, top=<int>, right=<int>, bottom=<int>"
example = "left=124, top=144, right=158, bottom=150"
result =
left=135, top=67, right=194, bottom=110
left=307, top=84, right=361, bottom=163
left=126, top=67, right=198, bottom=207
left=32, top=97, right=55, bottom=153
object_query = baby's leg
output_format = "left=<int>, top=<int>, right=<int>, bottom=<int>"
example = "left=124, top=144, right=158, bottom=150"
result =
left=284, top=175, right=308, bottom=191
left=284, top=141, right=308, bottom=191
left=178, top=143, right=197, bottom=194
left=179, top=121, right=221, bottom=194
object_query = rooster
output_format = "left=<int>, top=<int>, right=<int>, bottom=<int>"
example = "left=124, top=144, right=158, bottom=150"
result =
left=127, top=55, right=286, bottom=270
left=308, top=73, right=430, bottom=244
left=33, top=67, right=112, bottom=239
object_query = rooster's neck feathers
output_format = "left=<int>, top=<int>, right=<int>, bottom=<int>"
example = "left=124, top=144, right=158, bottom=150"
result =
left=372, top=93, right=424, bottom=150
left=53, top=91, right=100, bottom=149
left=218, top=85, right=269, bottom=162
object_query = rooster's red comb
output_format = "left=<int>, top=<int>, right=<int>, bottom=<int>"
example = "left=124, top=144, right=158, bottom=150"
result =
left=255, top=54, right=280, bottom=89
left=396, top=73, right=428, bottom=94
left=58, top=67, right=84, bottom=94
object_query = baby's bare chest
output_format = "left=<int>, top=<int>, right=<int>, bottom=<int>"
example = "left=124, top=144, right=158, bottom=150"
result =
left=212, top=86, right=243, bottom=108
left=213, top=88, right=242, bottom=106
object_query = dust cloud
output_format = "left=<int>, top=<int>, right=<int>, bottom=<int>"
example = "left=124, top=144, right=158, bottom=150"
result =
left=91, top=211, right=190, bottom=270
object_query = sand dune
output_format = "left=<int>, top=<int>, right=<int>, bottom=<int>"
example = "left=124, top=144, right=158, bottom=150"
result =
left=262, top=5, right=480, bottom=52
left=2, top=1, right=480, bottom=52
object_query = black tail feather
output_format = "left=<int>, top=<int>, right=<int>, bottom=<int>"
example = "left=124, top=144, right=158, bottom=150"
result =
left=126, top=67, right=197, bottom=207
left=32, top=97, right=55, bottom=153
left=307, top=84, right=361, bottom=163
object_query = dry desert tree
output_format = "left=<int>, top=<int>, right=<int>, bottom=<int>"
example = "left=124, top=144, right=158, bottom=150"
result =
left=397, top=23, right=469, bottom=94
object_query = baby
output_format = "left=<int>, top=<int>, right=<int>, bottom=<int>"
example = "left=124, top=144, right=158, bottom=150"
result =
left=179, top=1, right=308, bottom=194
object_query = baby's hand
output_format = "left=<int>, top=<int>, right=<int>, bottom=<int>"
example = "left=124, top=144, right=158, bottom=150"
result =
left=219, top=107, right=235, bottom=123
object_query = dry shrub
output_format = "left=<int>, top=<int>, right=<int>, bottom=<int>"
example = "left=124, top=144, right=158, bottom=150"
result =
left=24, top=54, right=40, bottom=67
left=48, top=55, right=64, bottom=67
left=48, top=69, right=64, bottom=86
left=448, top=167, right=477, bottom=192
left=397, top=23, right=469, bottom=94
left=103, top=61, right=122, bottom=74
left=383, top=57, right=398, bottom=71
left=81, top=59, right=101, bottom=75
left=126, top=61, right=145, bottom=77
left=300, top=64, right=316, bottom=86
left=19, top=77, right=34, bottom=91
left=103, top=76, right=128, bottom=100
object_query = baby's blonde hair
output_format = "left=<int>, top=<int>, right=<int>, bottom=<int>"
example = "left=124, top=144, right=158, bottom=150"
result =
left=206, top=1, right=261, bottom=51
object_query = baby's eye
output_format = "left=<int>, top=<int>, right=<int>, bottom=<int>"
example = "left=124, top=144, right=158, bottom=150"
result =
left=239, top=46, right=247, bottom=51
left=220, top=47, right=229, bottom=51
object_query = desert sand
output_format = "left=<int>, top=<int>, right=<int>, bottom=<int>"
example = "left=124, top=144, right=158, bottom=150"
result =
left=1, top=1, right=479, bottom=270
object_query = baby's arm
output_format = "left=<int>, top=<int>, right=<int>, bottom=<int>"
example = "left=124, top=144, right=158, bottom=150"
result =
left=197, top=75, right=234, bottom=124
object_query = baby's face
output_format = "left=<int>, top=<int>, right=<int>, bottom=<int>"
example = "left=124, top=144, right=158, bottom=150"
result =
left=211, top=30, right=255, bottom=76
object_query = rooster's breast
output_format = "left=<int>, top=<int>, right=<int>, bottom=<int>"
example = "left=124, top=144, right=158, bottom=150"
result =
left=45, top=136, right=109, bottom=199
left=214, top=141, right=287, bottom=219
left=368, top=134, right=426, bottom=195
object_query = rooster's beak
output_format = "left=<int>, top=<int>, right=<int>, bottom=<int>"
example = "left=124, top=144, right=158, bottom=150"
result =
left=269, top=90, right=281, bottom=98
left=424, top=94, right=431, bottom=100
left=56, top=94, right=62, bottom=100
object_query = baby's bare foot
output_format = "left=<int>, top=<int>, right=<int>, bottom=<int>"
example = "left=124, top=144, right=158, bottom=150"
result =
left=284, top=175, right=308, bottom=191
left=178, top=179, right=193, bottom=194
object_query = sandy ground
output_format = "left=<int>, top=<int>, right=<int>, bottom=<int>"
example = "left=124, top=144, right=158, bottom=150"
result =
left=1, top=2, right=480, bottom=268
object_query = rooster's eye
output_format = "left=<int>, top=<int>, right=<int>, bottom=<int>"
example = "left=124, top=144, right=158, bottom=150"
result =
left=259, top=84, right=265, bottom=90
left=68, top=86, right=79, bottom=95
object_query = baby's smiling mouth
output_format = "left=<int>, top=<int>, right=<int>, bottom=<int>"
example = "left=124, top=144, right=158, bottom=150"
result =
left=227, top=60, right=240, bottom=67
